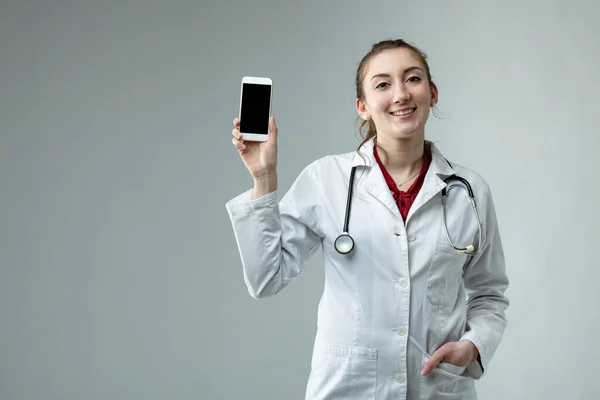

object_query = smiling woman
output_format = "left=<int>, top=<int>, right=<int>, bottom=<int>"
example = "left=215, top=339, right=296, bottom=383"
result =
left=226, top=38, right=509, bottom=400
left=355, top=40, right=439, bottom=190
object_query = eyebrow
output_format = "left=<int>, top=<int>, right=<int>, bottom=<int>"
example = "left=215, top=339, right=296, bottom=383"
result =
left=370, top=66, right=424, bottom=81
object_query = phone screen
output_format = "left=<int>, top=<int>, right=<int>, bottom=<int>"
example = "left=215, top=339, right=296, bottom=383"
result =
left=240, top=83, right=271, bottom=135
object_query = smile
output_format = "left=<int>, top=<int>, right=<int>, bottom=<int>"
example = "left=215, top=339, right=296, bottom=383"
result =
left=390, top=108, right=416, bottom=116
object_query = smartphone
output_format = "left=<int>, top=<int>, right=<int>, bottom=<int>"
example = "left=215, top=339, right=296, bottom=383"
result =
left=238, top=76, right=272, bottom=141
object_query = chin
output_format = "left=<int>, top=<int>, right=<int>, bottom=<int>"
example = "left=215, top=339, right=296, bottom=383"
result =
left=390, top=126, right=423, bottom=139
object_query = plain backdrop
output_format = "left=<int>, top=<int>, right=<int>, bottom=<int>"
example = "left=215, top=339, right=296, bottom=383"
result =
left=1, top=0, right=599, bottom=399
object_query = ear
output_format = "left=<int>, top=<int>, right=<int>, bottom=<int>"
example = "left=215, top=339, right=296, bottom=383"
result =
left=430, top=82, right=439, bottom=107
left=356, top=98, right=370, bottom=120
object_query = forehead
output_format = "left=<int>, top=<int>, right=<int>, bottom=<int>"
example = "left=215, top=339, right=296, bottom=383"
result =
left=364, top=47, right=424, bottom=78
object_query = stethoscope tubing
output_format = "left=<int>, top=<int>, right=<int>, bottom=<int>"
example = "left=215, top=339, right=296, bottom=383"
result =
left=335, top=163, right=482, bottom=256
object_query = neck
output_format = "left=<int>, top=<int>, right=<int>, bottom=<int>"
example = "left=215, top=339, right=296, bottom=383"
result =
left=375, top=136, right=425, bottom=174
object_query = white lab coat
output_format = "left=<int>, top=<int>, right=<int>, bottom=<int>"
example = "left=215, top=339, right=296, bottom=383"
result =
left=225, top=138, right=509, bottom=400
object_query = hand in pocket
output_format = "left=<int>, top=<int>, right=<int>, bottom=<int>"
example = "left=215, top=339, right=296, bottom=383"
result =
left=420, top=339, right=479, bottom=376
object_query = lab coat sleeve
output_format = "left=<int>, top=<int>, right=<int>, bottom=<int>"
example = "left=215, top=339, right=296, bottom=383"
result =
left=224, top=163, right=323, bottom=299
left=460, top=183, right=509, bottom=380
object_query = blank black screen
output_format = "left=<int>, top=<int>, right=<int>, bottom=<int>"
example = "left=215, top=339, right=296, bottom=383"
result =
left=240, top=83, right=271, bottom=135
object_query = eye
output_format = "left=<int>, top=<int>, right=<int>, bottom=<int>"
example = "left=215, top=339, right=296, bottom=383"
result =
left=407, top=76, right=421, bottom=83
left=375, top=82, right=389, bottom=89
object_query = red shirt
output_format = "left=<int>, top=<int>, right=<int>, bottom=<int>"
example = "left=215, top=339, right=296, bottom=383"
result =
left=374, top=146, right=431, bottom=222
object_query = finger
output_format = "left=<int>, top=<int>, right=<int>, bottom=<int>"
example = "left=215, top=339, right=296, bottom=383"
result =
left=233, top=117, right=240, bottom=128
left=421, top=352, right=445, bottom=376
left=232, top=127, right=242, bottom=139
left=232, top=137, right=246, bottom=151
left=269, top=115, right=277, bottom=133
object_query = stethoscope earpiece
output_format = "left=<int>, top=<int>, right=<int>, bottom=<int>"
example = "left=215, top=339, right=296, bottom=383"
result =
left=457, top=245, right=475, bottom=255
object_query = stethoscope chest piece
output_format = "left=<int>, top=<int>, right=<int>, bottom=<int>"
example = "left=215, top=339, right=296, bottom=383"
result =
left=334, top=233, right=354, bottom=254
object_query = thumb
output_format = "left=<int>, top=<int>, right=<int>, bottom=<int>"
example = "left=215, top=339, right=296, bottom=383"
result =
left=421, top=347, right=447, bottom=376
left=267, top=115, right=278, bottom=145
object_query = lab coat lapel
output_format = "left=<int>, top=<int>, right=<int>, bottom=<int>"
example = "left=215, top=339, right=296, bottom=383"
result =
left=405, top=143, right=456, bottom=223
left=351, top=139, right=402, bottom=220
left=364, top=163, right=402, bottom=220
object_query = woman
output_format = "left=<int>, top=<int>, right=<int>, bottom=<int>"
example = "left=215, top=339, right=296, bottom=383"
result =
left=226, top=39, right=509, bottom=400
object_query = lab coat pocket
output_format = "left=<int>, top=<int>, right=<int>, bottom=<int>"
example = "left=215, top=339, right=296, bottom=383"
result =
left=420, top=353, right=470, bottom=399
left=305, top=343, right=378, bottom=400
left=426, top=240, right=466, bottom=307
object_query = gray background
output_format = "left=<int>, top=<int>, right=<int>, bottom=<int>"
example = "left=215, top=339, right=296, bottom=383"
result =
left=1, top=0, right=599, bottom=399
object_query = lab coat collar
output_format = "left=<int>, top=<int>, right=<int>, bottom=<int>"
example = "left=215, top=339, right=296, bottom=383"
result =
left=350, top=137, right=457, bottom=222
left=351, top=137, right=377, bottom=168
left=428, top=142, right=457, bottom=178
left=351, top=137, right=456, bottom=178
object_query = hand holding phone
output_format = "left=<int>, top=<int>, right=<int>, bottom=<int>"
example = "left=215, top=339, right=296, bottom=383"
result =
left=232, top=112, right=277, bottom=165
left=232, top=115, right=278, bottom=198
left=232, top=76, right=278, bottom=197
left=231, top=117, right=277, bottom=194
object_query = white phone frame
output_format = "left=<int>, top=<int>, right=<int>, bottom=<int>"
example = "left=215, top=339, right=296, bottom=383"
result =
left=239, top=76, right=272, bottom=142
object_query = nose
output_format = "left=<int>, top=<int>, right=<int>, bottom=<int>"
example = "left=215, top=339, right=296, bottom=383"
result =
left=393, top=85, right=410, bottom=104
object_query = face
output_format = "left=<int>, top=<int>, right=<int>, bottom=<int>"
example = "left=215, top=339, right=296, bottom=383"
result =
left=356, top=48, right=438, bottom=142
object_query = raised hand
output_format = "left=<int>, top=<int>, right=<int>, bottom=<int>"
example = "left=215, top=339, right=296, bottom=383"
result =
left=232, top=116, right=279, bottom=198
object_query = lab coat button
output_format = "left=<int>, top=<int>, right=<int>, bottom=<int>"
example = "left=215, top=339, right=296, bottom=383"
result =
left=394, top=373, right=405, bottom=383
left=407, top=233, right=416, bottom=242
left=398, top=278, right=408, bottom=288
left=397, top=327, right=407, bottom=336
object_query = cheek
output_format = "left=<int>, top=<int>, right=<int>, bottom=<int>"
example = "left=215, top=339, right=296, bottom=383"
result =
left=375, top=99, right=393, bottom=115
left=367, top=92, right=391, bottom=110
left=418, top=89, right=433, bottom=106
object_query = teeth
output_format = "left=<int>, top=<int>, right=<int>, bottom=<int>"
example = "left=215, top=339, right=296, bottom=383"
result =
left=391, top=108, right=415, bottom=116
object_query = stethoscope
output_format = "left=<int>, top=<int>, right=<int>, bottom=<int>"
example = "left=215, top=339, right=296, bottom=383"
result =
left=334, top=162, right=483, bottom=256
